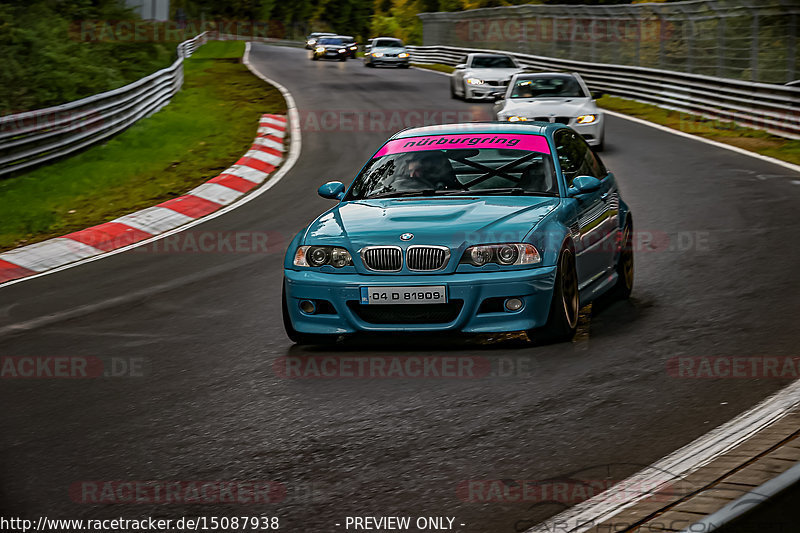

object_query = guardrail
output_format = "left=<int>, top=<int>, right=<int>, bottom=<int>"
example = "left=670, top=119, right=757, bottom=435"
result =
left=407, top=45, right=800, bottom=140
left=0, top=32, right=209, bottom=177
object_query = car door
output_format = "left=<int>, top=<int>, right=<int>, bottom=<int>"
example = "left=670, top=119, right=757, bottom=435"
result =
left=554, top=130, right=615, bottom=286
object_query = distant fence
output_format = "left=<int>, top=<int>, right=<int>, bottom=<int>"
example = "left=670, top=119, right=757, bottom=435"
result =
left=0, top=32, right=209, bottom=178
left=407, top=45, right=800, bottom=139
left=419, top=0, right=799, bottom=85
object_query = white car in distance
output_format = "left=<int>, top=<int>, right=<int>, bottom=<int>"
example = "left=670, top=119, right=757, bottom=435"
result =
left=494, top=72, right=606, bottom=151
left=450, top=53, right=524, bottom=101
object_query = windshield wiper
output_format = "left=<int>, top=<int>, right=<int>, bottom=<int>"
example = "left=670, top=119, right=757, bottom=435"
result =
left=442, top=188, right=558, bottom=197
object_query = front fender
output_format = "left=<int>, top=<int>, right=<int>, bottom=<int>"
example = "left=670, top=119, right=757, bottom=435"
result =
left=524, top=206, right=572, bottom=268
left=283, top=231, right=306, bottom=270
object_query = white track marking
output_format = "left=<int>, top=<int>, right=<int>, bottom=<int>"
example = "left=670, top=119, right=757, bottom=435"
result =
left=252, top=136, right=284, bottom=151
left=1, top=239, right=103, bottom=272
left=257, top=125, right=286, bottom=137
left=112, top=206, right=195, bottom=234
left=242, top=149, right=283, bottom=166
left=186, top=183, right=245, bottom=205
left=222, top=163, right=272, bottom=183
left=0, top=41, right=301, bottom=290
left=525, top=378, right=800, bottom=533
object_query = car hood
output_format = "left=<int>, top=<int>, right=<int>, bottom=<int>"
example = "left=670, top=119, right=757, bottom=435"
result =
left=303, top=196, right=560, bottom=251
left=465, top=67, right=521, bottom=80
left=499, top=97, right=596, bottom=117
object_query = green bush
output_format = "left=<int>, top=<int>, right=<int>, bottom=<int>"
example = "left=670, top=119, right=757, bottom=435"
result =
left=0, top=1, right=182, bottom=115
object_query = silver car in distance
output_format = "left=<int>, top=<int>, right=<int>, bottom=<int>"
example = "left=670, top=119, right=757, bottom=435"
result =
left=494, top=72, right=606, bottom=151
left=450, top=53, right=524, bottom=101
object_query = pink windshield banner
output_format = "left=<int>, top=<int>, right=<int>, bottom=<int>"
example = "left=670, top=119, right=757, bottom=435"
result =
left=373, top=133, right=551, bottom=158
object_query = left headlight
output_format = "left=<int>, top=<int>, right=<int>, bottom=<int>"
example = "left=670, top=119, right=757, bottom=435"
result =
left=466, top=77, right=484, bottom=85
left=338, top=48, right=346, bottom=53
left=576, top=114, right=598, bottom=124
left=398, top=52, right=409, bottom=58
left=294, top=246, right=353, bottom=268
left=372, top=52, right=384, bottom=57
left=460, top=244, right=541, bottom=267
left=315, top=46, right=325, bottom=53
left=506, top=115, right=528, bottom=122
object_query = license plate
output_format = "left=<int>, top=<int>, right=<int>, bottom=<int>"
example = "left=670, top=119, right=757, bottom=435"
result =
left=360, top=286, right=447, bottom=305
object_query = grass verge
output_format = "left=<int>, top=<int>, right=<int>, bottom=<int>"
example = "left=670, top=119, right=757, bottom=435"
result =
left=0, top=40, right=286, bottom=252
left=411, top=63, right=455, bottom=74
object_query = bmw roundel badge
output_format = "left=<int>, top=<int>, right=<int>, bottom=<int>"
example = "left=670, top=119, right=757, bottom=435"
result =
left=400, top=233, right=414, bottom=241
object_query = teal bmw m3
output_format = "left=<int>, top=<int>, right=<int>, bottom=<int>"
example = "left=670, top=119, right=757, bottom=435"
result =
left=283, top=122, right=633, bottom=345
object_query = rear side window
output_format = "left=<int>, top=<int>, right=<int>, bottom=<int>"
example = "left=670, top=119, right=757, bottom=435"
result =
left=555, top=130, right=605, bottom=185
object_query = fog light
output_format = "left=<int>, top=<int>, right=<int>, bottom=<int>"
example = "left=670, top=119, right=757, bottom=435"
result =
left=299, top=300, right=317, bottom=314
left=505, top=298, right=523, bottom=312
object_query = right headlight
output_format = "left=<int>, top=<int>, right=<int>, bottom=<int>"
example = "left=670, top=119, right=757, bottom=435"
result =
left=372, top=52, right=384, bottom=57
left=506, top=116, right=528, bottom=122
left=315, top=46, right=325, bottom=53
left=294, top=246, right=353, bottom=268
left=460, top=244, right=541, bottom=267
left=576, top=114, right=598, bottom=124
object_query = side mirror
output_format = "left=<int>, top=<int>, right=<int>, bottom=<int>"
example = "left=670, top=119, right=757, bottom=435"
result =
left=455, top=63, right=466, bottom=69
left=591, top=90, right=605, bottom=100
left=318, top=181, right=345, bottom=200
left=567, top=175, right=602, bottom=197
left=490, top=90, right=505, bottom=101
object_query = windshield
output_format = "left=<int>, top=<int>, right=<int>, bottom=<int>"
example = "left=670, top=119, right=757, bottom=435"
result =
left=373, top=39, right=403, bottom=48
left=510, top=76, right=585, bottom=98
left=345, top=135, right=557, bottom=200
left=319, top=38, right=344, bottom=46
left=471, top=56, right=516, bottom=69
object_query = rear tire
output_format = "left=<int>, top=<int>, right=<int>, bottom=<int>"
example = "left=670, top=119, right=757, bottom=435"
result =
left=527, top=246, right=579, bottom=344
left=282, top=283, right=339, bottom=346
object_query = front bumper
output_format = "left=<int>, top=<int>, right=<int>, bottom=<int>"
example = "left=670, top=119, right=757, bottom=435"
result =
left=284, top=267, right=557, bottom=335
left=465, top=83, right=507, bottom=100
left=572, top=119, right=604, bottom=146
left=367, top=56, right=410, bottom=66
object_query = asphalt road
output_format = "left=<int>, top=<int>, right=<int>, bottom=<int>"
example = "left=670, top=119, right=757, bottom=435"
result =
left=1, top=44, right=799, bottom=532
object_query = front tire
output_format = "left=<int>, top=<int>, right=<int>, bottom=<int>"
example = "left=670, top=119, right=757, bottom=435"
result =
left=528, top=246, right=579, bottom=343
left=611, top=218, right=634, bottom=299
left=282, top=284, right=339, bottom=346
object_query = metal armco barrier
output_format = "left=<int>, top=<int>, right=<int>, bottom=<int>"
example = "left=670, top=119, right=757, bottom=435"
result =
left=407, top=45, right=800, bottom=140
left=0, top=32, right=209, bottom=177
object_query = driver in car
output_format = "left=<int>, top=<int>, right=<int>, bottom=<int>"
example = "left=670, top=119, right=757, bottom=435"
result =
left=390, top=151, right=465, bottom=192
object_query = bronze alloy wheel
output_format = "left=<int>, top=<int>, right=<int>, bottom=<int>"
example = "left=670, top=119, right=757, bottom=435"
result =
left=560, top=249, right=579, bottom=329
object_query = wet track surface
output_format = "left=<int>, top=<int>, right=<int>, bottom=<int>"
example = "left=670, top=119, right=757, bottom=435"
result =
left=1, top=44, right=799, bottom=531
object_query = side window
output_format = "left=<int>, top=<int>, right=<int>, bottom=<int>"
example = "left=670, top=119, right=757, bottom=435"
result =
left=577, top=136, right=606, bottom=178
left=555, top=130, right=589, bottom=186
